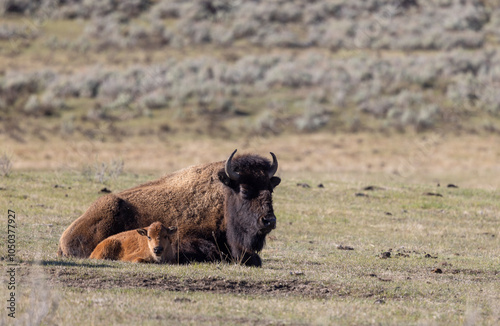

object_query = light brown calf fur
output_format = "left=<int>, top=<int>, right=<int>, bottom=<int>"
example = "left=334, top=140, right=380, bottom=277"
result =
left=90, top=222, right=177, bottom=263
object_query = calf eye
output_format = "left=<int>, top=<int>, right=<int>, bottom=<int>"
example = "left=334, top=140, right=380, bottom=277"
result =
left=147, top=236, right=151, bottom=240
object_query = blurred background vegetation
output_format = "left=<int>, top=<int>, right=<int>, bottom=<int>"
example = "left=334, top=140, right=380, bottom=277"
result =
left=1, top=0, right=500, bottom=142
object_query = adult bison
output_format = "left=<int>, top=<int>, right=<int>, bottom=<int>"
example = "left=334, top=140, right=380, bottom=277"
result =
left=58, top=150, right=281, bottom=267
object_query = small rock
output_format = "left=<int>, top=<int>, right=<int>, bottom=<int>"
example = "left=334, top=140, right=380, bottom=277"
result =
left=290, top=271, right=305, bottom=276
left=363, top=186, right=384, bottom=191
left=447, top=184, right=459, bottom=188
left=432, top=268, right=443, bottom=274
left=395, top=252, right=410, bottom=258
left=355, top=193, right=368, bottom=197
left=317, top=183, right=324, bottom=188
left=174, top=297, right=192, bottom=303
left=380, top=252, right=391, bottom=259
left=297, top=183, right=310, bottom=188
left=385, top=212, right=393, bottom=216
left=100, top=187, right=112, bottom=193
left=337, top=245, right=354, bottom=251
left=424, top=192, right=443, bottom=197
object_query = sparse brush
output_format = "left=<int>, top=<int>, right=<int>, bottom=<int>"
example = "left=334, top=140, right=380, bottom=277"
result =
left=295, top=97, right=331, bottom=132
left=0, top=153, right=13, bottom=177
left=82, top=158, right=124, bottom=183
left=23, top=92, right=65, bottom=117
left=16, top=263, right=59, bottom=325
left=138, top=90, right=170, bottom=110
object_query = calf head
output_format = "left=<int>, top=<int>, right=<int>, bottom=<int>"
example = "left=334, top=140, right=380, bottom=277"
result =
left=137, top=222, right=177, bottom=263
left=218, top=150, right=281, bottom=266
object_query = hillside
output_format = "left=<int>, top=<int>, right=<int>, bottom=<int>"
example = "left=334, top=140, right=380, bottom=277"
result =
left=1, top=0, right=500, bottom=143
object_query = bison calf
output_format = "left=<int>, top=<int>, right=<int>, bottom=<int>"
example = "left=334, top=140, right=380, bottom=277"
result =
left=90, top=222, right=177, bottom=263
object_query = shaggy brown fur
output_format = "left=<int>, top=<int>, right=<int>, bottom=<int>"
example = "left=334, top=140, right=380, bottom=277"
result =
left=89, top=222, right=177, bottom=263
left=58, top=151, right=280, bottom=267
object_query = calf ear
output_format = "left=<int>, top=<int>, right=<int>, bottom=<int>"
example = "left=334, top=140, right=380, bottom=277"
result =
left=167, top=226, right=177, bottom=235
left=270, top=176, right=281, bottom=189
left=137, top=228, right=148, bottom=237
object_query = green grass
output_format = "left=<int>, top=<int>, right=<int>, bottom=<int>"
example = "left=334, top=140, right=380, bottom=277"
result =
left=0, top=170, right=499, bottom=325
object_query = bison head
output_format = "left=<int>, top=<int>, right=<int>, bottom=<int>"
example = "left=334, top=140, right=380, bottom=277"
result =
left=218, top=149, right=281, bottom=266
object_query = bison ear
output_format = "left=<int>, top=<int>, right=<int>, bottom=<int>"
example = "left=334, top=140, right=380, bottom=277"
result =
left=137, top=228, right=148, bottom=237
left=218, top=170, right=238, bottom=189
left=270, top=176, right=281, bottom=189
left=167, top=226, right=177, bottom=235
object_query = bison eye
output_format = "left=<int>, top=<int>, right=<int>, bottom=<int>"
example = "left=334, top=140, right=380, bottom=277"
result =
left=241, top=188, right=253, bottom=199
left=147, top=236, right=151, bottom=240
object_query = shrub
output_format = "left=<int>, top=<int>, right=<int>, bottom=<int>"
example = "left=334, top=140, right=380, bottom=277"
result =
left=23, top=91, right=65, bottom=116
left=0, top=153, right=13, bottom=177
left=138, top=90, right=170, bottom=110
left=264, top=62, right=313, bottom=88
left=149, top=1, right=182, bottom=19
left=0, top=0, right=39, bottom=15
left=295, top=97, right=331, bottom=132
left=82, top=159, right=124, bottom=183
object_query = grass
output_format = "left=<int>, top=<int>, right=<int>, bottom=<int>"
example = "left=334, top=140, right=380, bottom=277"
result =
left=0, top=146, right=499, bottom=324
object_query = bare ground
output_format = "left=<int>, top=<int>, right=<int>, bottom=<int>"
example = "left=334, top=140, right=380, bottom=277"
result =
left=42, top=266, right=343, bottom=299
left=16, top=262, right=497, bottom=301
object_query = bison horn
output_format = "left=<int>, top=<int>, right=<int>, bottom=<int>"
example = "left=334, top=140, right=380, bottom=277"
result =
left=225, top=149, right=240, bottom=181
left=268, top=152, right=278, bottom=178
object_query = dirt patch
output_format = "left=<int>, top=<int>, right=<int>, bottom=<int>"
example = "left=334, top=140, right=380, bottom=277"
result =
left=43, top=267, right=344, bottom=299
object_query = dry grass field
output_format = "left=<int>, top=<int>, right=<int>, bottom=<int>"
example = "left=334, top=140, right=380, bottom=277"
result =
left=1, top=1, right=500, bottom=325
left=1, top=132, right=500, bottom=325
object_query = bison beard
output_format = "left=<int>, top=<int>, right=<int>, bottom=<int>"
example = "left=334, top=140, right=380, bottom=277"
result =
left=58, top=150, right=280, bottom=267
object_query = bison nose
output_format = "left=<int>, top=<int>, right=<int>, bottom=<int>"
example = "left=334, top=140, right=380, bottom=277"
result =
left=262, top=216, right=276, bottom=229
left=153, top=246, right=163, bottom=255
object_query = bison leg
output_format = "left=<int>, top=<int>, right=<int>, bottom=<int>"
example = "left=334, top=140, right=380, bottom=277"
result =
left=240, top=252, right=262, bottom=267
left=58, top=194, right=138, bottom=258
left=176, top=238, right=223, bottom=264
left=229, top=245, right=262, bottom=267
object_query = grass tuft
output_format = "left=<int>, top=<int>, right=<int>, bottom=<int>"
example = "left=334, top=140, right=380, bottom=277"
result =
left=82, top=158, right=124, bottom=183
left=0, top=152, right=13, bottom=177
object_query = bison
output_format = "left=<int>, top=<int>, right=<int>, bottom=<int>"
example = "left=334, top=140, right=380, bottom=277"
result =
left=58, top=149, right=280, bottom=267
left=90, top=222, right=178, bottom=263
